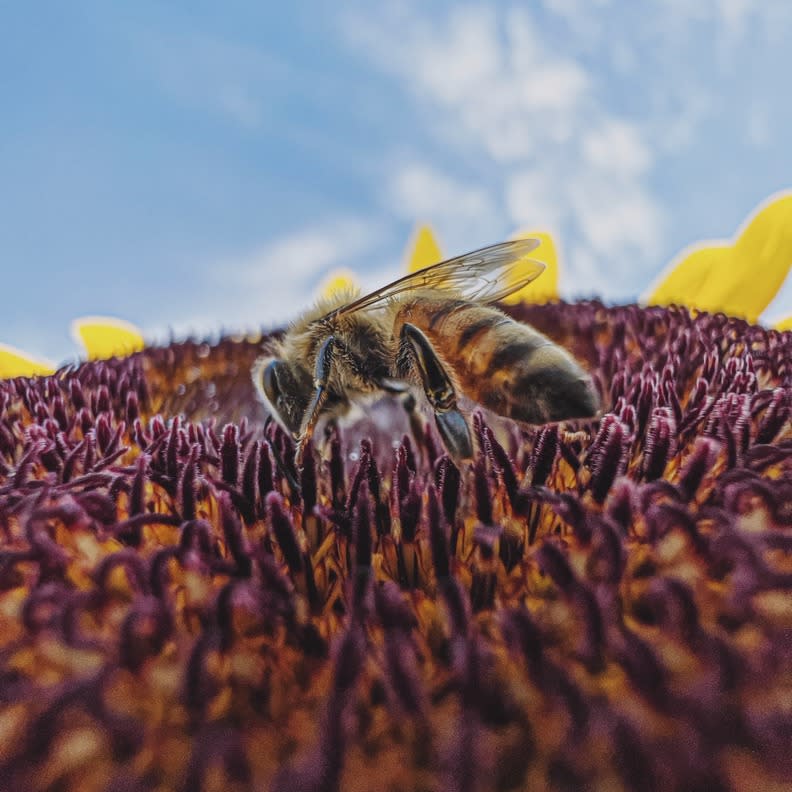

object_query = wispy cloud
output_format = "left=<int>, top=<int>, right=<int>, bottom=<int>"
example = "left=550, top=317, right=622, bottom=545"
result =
left=146, top=218, right=385, bottom=343
left=346, top=6, right=592, bottom=162
left=4, top=1, right=791, bottom=367
left=342, top=4, right=665, bottom=298
left=656, top=0, right=792, bottom=44
left=218, top=219, right=380, bottom=290
left=386, top=163, right=498, bottom=239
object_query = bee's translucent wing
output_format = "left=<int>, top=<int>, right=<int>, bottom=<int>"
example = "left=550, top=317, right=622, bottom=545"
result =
left=328, top=239, right=545, bottom=318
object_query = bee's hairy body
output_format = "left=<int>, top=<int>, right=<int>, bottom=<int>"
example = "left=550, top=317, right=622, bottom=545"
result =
left=264, top=295, right=392, bottom=416
left=253, top=239, right=600, bottom=464
left=393, top=295, right=596, bottom=424
left=259, top=290, right=596, bottom=441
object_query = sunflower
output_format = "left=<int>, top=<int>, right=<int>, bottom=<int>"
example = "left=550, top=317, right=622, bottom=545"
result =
left=0, top=195, right=789, bottom=791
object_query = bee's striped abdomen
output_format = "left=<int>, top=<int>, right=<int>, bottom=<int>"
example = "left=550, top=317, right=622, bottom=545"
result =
left=396, top=297, right=599, bottom=426
left=455, top=314, right=511, bottom=354
left=426, top=299, right=469, bottom=331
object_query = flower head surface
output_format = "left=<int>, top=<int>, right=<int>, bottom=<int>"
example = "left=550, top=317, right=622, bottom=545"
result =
left=0, top=297, right=788, bottom=791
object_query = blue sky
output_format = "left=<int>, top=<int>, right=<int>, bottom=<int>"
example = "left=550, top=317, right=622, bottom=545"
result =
left=2, top=1, right=792, bottom=364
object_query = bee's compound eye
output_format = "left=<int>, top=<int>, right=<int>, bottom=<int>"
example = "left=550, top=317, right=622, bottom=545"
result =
left=262, top=360, right=282, bottom=407
left=257, top=358, right=309, bottom=436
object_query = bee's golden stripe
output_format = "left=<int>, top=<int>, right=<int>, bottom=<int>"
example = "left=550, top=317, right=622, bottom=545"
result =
left=427, top=299, right=468, bottom=331
left=485, top=339, right=548, bottom=376
left=456, top=314, right=510, bottom=353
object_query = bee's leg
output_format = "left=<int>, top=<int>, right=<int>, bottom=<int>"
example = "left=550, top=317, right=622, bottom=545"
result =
left=399, top=323, right=473, bottom=461
left=296, top=335, right=336, bottom=467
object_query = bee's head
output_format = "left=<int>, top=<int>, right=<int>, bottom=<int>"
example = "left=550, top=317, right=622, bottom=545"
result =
left=253, top=356, right=312, bottom=437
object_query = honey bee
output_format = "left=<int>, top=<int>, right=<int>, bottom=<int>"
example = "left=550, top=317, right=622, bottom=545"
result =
left=253, top=239, right=599, bottom=466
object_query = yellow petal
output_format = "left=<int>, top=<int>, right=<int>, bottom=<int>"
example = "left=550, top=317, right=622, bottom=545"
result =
left=501, top=230, right=559, bottom=305
left=644, top=244, right=729, bottom=309
left=773, top=315, right=792, bottom=331
left=727, top=193, right=792, bottom=319
left=404, top=225, right=443, bottom=273
left=0, top=343, right=56, bottom=378
left=71, top=317, right=145, bottom=361
left=317, top=269, right=360, bottom=302
left=645, top=191, right=792, bottom=322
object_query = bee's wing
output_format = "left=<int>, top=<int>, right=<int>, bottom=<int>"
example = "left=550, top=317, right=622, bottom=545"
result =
left=328, top=239, right=545, bottom=318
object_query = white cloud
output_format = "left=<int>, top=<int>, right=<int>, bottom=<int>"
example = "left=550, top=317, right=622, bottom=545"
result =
left=570, top=180, right=662, bottom=260
left=387, top=163, right=498, bottom=234
left=137, top=2, right=790, bottom=329
left=505, top=169, right=565, bottom=235
left=582, top=120, right=652, bottom=176
left=342, top=4, right=664, bottom=300
left=654, top=0, right=792, bottom=56
left=505, top=165, right=663, bottom=296
left=715, top=0, right=753, bottom=40
left=346, top=6, right=590, bottom=163
left=566, top=245, right=601, bottom=296
left=542, top=0, right=611, bottom=17
left=219, top=219, right=379, bottom=290
left=145, top=219, right=384, bottom=343
left=654, top=93, right=715, bottom=154
left=540, top=0, right=612, bottom=46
